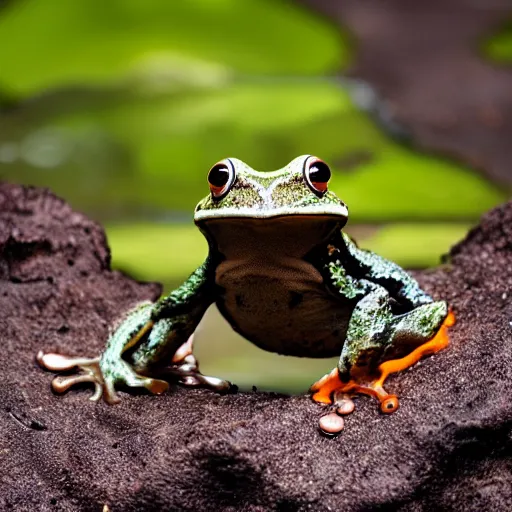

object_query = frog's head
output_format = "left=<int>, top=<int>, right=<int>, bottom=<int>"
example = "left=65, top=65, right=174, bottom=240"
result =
left=194, top=155, right=348, bottom=255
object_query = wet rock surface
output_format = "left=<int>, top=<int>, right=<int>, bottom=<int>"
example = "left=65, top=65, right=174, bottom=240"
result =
left=304, top=0, right=512, bottom=187
left=0, top=183, right=511, bottom=511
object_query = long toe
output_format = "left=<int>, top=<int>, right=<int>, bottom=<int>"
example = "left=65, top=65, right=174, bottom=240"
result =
left=310, top=368, right=344, bottom=405
left=333, top=392, right=355, bottom=415
left=194, top=374, right=232, bottom=392
left=37, top=351, right=99, bottom=372
left=143, top=378, right=169, bottom=395
left=51, top=374, right=98, bottom=393
left=156, top=358, right=232, bottom=393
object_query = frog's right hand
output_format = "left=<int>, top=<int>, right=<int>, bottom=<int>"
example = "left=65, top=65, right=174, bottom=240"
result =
left=37, top=301, right=170, bottom=403
left=36, top=351, right=169, bottom=404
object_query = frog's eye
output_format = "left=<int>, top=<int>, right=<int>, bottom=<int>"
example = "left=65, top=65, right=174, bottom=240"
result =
left=304, top=157, right=331, bottom=196
left=208, top=160, right=236, bottom=200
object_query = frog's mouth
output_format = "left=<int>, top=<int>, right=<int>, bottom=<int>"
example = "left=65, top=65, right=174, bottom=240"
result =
left=194, top=203, right=348, bottom=223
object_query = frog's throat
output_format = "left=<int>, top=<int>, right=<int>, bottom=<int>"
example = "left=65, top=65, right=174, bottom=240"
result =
left=194, top=204, right=348, bottom=222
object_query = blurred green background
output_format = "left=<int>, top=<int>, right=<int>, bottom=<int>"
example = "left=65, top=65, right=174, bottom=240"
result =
left=0, top=0, right=508, bottom=393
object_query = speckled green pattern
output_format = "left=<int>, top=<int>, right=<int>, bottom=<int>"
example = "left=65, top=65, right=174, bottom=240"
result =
left=340, top=232, right=433, bottom=307
left=339, top=291, right=447, bottom=376
left=327, top=263, right=376, bottom=300
left=152, top=258, right=214, bottom=320
left=101, top=155, right=447, bottom=394
left=99, top=302, right=155, bottom=388
left=325, top=233, right=447, bottom=377
left=131, top=315, right=189, bottom=370
left=99, top=258, right=214, bottom=388
left=102, top=302, right=153, bottom=365
left=195, top=177, right=262, bottom=213
left=340, top=287, right=393, bottom=373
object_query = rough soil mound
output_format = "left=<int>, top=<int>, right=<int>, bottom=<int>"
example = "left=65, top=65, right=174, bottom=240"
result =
left=304, top=0, right=512, bottom=187
left=0, top=183, right=511, bottom=511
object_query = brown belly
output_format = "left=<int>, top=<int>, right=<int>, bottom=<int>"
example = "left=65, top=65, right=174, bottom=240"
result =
left=215, top=258, right=352, bottom=358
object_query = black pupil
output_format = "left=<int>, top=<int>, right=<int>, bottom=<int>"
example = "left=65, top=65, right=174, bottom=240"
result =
left=309, top=161, right=331, bottom=183
left=208, top=165, right=230, bottom=187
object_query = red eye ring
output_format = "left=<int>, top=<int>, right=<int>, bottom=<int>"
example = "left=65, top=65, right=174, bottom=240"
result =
left=303, top=157, right=331, bottom=196
left=207, top=159, right=236, bottom=200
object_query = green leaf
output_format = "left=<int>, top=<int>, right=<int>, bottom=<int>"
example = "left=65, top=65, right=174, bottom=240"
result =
left=0, top=0, right=346, bottom=96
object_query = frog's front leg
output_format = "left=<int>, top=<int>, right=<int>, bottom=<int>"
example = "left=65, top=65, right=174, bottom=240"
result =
left=38, top=258, right=228, bottom=403
left=311, top=286, right=454, bottom=434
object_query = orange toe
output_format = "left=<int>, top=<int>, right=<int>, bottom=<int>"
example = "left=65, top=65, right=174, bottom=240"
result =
left=310, top=368, right=344, bottom=404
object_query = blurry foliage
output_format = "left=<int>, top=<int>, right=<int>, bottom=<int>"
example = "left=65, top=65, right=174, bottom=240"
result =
left=0, top=0, right=505, bottom=224
left=0, top=0, right=345, bottom=96
left=361, top=223, right=470, bottom=269
left=484, top=19, right=512, bottom=62
left=0, top=82, right=504, bottom=222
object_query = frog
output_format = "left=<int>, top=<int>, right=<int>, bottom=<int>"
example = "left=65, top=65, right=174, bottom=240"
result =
left=37, top=155, right=455, bottom=435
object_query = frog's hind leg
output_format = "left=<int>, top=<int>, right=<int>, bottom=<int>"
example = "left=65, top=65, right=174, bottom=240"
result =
left=311, top=288, right=454, bottom=432
left=169, top=333, right=230, bottom=390
left=132, top=327, right=232, bottom=393
left=373, top=308, right=455, bottom=409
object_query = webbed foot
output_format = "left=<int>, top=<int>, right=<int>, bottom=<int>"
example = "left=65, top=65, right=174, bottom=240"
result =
left=311, top=311, right=455, bottom=434
left=150, top=335, right=232, bottom=392
left=36, top=351, right=169, bottom=404
left=311, top=367, right=399, bottom=415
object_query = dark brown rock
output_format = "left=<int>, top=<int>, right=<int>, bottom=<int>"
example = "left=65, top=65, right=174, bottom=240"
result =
left=1, top=183, right=511, bottom=511
left=303, top=0, right=512, bottom=187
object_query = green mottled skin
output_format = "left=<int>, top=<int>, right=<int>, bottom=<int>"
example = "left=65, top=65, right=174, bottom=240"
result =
left=60, top=155, right=448, bottom=399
